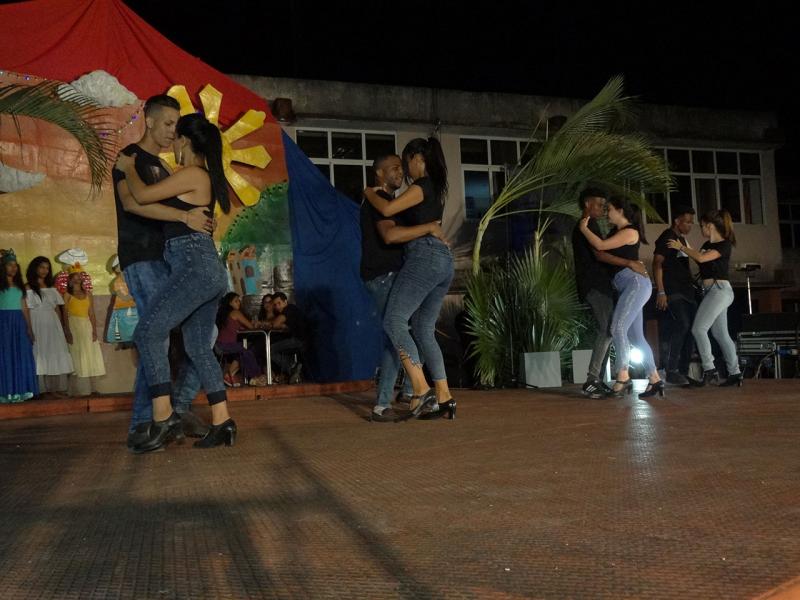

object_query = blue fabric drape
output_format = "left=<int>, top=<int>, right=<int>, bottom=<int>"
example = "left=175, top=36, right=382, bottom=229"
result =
left=283, top=132, right=382, bottom=382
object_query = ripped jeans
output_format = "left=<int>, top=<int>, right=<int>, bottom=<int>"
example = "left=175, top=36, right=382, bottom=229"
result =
left=383, top=237, right=454, bottom=382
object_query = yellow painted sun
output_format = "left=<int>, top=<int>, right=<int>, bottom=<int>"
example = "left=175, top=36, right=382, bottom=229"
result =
left=163, top=84, right=271, bottom=207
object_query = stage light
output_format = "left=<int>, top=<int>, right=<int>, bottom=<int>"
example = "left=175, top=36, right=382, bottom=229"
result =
left=630, top=347, right=644, bottom=364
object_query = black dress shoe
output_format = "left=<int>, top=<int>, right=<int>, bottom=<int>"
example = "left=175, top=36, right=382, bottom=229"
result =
left=178, top=410, right=209, bottom=438
left=638, top=380, right=665, bottom=398
left=126, top=422, right=151, bottom=449
left=132, top=412, right=184, bottom=454
left=606, top=379, right=633, bottom=397
left=194, top=419, right=237, bottom=448
left=394, top=389, right=437, bottom=422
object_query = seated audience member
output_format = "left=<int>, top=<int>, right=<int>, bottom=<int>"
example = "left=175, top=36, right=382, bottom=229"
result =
left=269, top=292, right=306, bottom=383
left=215, top=292, right=268, bottom=387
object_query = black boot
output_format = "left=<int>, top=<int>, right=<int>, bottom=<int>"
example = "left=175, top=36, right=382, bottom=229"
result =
left=194, top=419, right=237, bottom=448
left=719, top=373, right=744, bottom=387
left=132, top=412, right=183, bottom=454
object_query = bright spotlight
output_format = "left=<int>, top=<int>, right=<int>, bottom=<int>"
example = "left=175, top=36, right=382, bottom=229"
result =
left=630, top=347, right=644, bottom=364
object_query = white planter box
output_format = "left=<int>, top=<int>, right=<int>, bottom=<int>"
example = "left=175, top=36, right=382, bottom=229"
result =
left=520, top=351, right=562, bottom=388
left=572, top=349, right=611, bottom=384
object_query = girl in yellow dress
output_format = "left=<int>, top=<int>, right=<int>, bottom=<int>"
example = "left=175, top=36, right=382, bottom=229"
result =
left=64, top=271, right=105, bottom=394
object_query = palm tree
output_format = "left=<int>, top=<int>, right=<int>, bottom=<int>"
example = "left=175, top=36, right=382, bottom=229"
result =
left=0, top=81, right=110, bottom=193
left=471, top=75, right=672, bottom=273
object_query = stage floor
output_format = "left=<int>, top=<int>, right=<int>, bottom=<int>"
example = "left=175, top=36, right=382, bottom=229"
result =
left=0, top=380, right=798, bottom=599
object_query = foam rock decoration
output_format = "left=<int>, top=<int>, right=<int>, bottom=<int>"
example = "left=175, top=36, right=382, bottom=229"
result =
left=0, top=164, right=45, bottom=192
left=63, top=70, right=137, bottom=107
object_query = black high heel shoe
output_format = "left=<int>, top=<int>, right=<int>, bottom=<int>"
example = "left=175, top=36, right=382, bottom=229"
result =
left=606, top=379, right=633, bottom=397
left=132, top=412, right=184, bottom=454
left=395, top=389, right=437, bottom=422
left=718, top=373, right=743, bottom=387
left=418, top=399, right=457, bottom=421
left=194, top=419, right=237, bottom=448
left=687, top=369, right=718, bottom=387
left=638, top=380, right=665, bottom=398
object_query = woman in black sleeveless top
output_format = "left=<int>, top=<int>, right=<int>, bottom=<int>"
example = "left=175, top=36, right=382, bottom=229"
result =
left=115, top=113, right=236, bottom=451
left=580, top=197, right=663, bottom=397
left=363, top=138, right=456, bottom=420
left=667, top=209, right=742, bottom=387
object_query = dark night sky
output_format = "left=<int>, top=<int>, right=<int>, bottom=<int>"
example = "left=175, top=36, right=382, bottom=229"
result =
left=116, top=2, right=800, bottom=172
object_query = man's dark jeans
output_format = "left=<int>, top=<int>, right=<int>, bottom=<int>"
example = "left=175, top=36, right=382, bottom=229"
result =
left=658, top=296, right=696, bottom=374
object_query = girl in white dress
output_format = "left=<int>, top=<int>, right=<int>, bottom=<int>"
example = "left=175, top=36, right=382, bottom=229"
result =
left=25, top=257, right=73, bottom=396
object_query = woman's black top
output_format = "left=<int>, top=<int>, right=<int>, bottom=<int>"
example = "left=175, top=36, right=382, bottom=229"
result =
left=698, top=240, right=732, bottom=280
left=606, top=225, right=640, bottom=275
left=396, top=177, right=442, bottom=226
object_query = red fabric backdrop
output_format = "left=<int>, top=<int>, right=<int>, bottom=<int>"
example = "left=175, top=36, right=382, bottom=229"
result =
left=0, top=0, right=275, bottom=127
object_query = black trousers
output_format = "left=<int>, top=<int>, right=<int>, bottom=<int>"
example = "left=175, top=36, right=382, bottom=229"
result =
left=658, top=297, right=696, bottom=374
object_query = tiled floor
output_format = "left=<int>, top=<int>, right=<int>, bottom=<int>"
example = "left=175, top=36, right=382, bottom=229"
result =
left=0, top=380, right=798, bottom=599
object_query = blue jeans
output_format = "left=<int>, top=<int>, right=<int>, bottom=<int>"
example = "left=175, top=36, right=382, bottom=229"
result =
left=365, top=271, right=414, bottom=408
left=133, top=234, right=228, bottom=405
left=125, top=260, right=199, bottom=430
left=611, top=269, right=656, bottom=376
left=383, top=237, right=454, bottom=382
left=692, top=281, right=740, bottom=374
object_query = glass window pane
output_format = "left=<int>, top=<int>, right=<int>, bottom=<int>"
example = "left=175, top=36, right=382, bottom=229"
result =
left=670, top=175, right=693, bottom=212
left=464, top=171, right=492, bottom=220
left=460, top=138, right=489, bottom=164
left=743, top=179, right=763, bottom=225
left=492, top=170, right=507, bottom=199
left=297, top=130, right=328, bottom=158
left=314, top=163, right=331, bottom=180
left=667, top=149, right=690, bottom=172
left=648, top=192, right=668, bottom=223
left=780, top=223, right=792, bottom=248
left=331, top=132, right=362, bottom=159
left=719, top=179, right=741, bottom=222
left=692, top=150, right=714, bottom=174
left=740, top=152, right=761, bottom=175
left=779, top=204, right=791, bottom=220
left=332, top=164, right=364, bottom=203
left=365, top=134, right=395, bottom=160
left=519, top=141, right=541, bottom=165
left=694, top=178, right=717, bottom=217
left=716, top=151, right=738, bottom=174
left=490, top=140, right=518, bottom=166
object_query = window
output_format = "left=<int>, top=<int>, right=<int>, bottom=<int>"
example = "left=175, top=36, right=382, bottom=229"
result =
left=295, top=129, right=396, bottom=202
left=650, top=147, right=763, bottom=224
left=460, top=137, right=528, bottom=220
left=778, top=198, right=800, bottom=249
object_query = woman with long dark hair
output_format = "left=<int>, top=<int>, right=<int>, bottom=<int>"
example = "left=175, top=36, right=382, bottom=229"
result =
left=116, top=113, right=235, bottom=450
left=1, top=250, right=38, bottom=403
left=363, top=137, right=456, bottom=420
left=25, top=256, right=72, bottom=396
left=667, top=209, right=742, bottom=387
left=580, top=197, right=663, bottom=398
left=215, top=292, right=268, bottom=387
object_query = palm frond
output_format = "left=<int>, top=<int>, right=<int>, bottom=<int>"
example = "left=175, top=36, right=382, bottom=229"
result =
left=0, top=82, right=112, bottom=193
left=471, top=76, right=672, bottom=272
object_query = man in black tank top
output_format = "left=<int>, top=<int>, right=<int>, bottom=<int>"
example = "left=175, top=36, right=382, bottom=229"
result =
left=112, top=95, right=213, bottom=449
left=572, top=189, right=647, bottom=398
left=360, top=154, right=446, bottom=421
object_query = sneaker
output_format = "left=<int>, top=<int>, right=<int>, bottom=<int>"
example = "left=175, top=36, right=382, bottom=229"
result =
left=581, top=377, right=606, bottom=399
left=666, top=371, right=689, bottom=386
left=371, top=406, right=398, bottom=422
left=223, top=373, right=241, bottom=388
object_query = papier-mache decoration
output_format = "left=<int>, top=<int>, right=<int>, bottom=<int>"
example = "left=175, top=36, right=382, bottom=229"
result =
left=0, top=164, right=45, bottom=193
left=54, top=248, right=93, bottom=294
left=164, top=84, right=271, bottom=208
left=60, top=70, right=138, bottom=107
